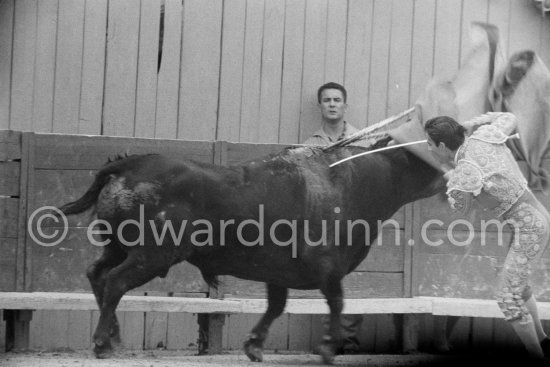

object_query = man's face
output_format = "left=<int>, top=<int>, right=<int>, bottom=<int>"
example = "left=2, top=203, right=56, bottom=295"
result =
left=426, top=135, right=451, bottom=164
left=319, top=89, right=347, bottom=122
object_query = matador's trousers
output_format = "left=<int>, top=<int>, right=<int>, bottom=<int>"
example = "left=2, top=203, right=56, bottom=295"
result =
left=496, top=191, right=550, bottom=322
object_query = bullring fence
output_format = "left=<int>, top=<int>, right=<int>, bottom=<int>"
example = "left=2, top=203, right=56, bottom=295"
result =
left=1, top=130, right=549, bottom=354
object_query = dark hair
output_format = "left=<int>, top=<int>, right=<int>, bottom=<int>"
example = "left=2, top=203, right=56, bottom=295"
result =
left=424, top=116, right=466, bottom=151
left=317, top=82, right=347, bottom=103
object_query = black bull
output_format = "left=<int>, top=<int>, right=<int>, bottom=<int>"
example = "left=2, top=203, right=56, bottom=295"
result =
left=58, top=141, right=444, bottom=363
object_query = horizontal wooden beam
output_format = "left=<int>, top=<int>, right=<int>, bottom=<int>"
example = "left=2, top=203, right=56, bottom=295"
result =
left=0, top=292, right=432, bottom=314
left=7, top=293, right=550, bottom=319
left=233, top=297, right=433, bottom=314
left=0, top=292, right=242, bottom=313
left=421, top=296, right=550, bottom=320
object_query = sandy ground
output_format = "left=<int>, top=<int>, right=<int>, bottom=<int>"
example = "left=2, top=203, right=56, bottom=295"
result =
left=2, top=350, right=549, bottom=367
left=0, top=350, right=468, bottom=367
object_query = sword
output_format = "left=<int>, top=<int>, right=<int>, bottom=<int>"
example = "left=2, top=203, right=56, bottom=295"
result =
left=329, top=140, right=428, bottom=168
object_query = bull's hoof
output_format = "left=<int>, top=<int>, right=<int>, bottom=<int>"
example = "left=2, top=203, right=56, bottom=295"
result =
left=317, top=343, right=336, bottom=365
left=94, top=348, right=112, bottom=359
left=93, top=339, right=113, bottom=359
left=243, top=337, right=264, bottom=362
left=110, top=333, right=122, bottom=346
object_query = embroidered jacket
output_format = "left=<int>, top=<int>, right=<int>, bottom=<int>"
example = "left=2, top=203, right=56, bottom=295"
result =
left=446, top=113, right=528, bottom=217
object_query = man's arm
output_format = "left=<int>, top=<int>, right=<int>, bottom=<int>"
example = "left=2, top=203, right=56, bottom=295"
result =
left=462, top=112, right=518, bottom=135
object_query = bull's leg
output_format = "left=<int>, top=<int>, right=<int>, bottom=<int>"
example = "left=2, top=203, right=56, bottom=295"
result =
left=244, top=284, right=288, bottom=362
left=92, top=252, right=168, bottom=358
left=318, top=275, right=344, bottom=365
left=86, top=244, right=127, bottom=345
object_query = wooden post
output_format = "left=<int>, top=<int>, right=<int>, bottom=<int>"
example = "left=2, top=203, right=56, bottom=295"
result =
left=402, top=201, right=418, bottom=353
left=197, top=313, right=209, bottom=355
left=196, top=311, right=226, bottom=355
left=433, top=315, right=460, bottom=352
left=402, top=314, right=419, bottom=353
left=3, top=133, right=34, bottom=352
left=207, top=313, right=225, bottom=354
left=432, top=316, right=449, bottom=352
left=4, top=309, right=33, bottom=351
left=17, top=132, right=33, bottom=292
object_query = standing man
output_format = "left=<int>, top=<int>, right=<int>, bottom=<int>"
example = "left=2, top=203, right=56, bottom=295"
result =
left=303, top=82, right=364, bottom=354
left=303, top=82, right=361, bottom=146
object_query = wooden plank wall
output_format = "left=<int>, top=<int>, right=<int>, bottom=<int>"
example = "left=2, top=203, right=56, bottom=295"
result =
left=2, top=0, right=550, bottom=142
left=2, top=0, right=550, bottom=354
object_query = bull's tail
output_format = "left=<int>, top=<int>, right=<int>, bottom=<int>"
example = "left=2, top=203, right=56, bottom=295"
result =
left=58, top=170, right=113, bottom=216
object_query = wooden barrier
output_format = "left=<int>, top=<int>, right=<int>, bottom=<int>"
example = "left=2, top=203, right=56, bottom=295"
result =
left=2, top=130, right=550, bottom=354
left=3, top=293, right=550, bottom=318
